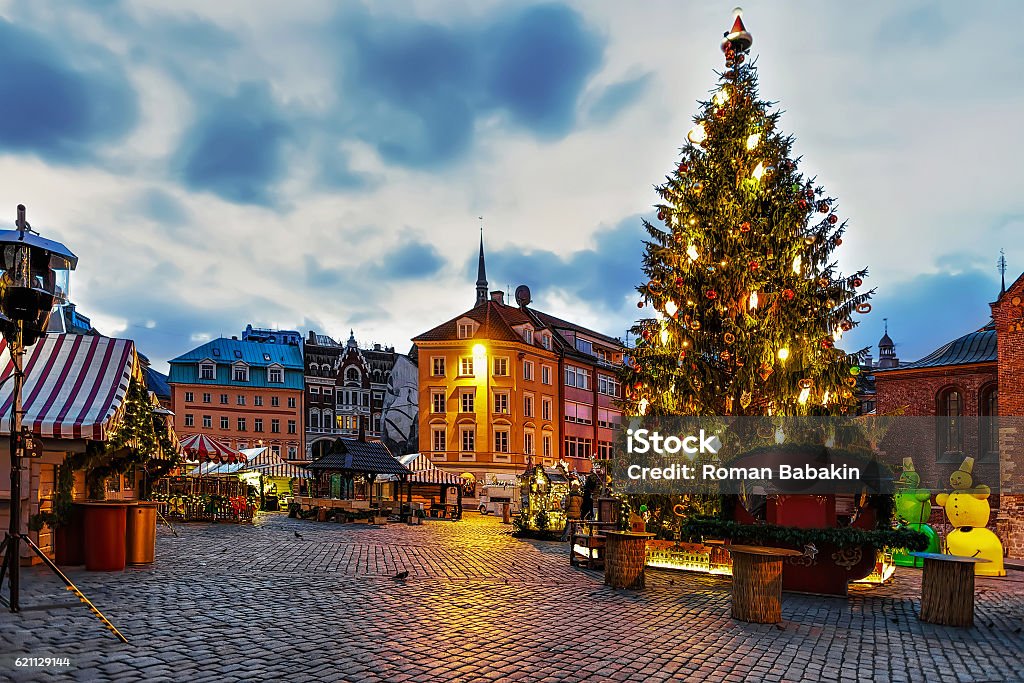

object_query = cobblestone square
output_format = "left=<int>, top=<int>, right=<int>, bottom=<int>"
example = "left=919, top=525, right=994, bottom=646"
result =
left=0, top=513, right=1022, bottom=682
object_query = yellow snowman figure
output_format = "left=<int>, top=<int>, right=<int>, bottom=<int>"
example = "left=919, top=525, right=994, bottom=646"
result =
left=935, top=457, right=1006, bottom=577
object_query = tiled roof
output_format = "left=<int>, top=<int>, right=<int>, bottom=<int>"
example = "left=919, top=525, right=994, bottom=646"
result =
left=170, top=337, right=303, bottom=369
left=305, top=438, right=411, bottom=476
left=144, top=367, right=172, bottom=400
left=877, top=323, right=996, bottom=372
left=412, top=300, right=621, bottom=349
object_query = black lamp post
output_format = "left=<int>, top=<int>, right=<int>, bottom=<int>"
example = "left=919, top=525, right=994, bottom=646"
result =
left=0, top=205, right=76, bottom=612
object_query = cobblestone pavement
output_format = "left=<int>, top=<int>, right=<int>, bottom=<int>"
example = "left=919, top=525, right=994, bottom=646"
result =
left=0, top=512, right=1022, bottom=682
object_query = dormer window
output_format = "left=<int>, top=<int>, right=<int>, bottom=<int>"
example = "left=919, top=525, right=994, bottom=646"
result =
left=263, top=353, right=271, bottom=362
left=199, top=362, right=215, bottom=380
left=521, top=326, right=534, bottom=344
left=232, top=362, right=250, bottom=382
left=458, top=322, right=474, bottom=339
left=234, top=350, right=242, bottom=359
left=575, top=338, right=593, bottom=355
left=541, top=334, right=551, bottom=350
left=267, top=365, right=284, bottom=383
left=212, top=348, right=221, bottom=357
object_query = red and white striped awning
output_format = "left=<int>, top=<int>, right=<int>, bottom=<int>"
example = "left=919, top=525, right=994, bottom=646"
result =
left=180, top=433, right=244, bottom=463
left=407, top=468, right=467, bottom=486
left=0, top=335, right=136, bottom=440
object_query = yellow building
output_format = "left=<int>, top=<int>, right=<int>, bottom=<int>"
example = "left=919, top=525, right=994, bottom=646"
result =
left=411, top=236, right=624, bottom=488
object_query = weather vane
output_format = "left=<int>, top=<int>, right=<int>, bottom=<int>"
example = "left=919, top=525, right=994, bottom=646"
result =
left=998, top=248, right=1007, bottom=295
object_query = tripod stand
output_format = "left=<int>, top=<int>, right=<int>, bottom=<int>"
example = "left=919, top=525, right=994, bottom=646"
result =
left=0, top=318, right=128, bottom=643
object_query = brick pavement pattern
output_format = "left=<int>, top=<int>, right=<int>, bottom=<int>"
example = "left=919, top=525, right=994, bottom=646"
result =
left=0, top=512, right=1022, bottom=682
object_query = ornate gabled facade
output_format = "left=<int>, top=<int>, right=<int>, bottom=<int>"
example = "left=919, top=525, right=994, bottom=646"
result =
left=303, top=329, right=405, bottom=458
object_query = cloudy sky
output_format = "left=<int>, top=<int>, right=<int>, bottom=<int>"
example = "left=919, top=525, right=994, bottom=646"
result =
left=0, top=0, right=1021, bottom=372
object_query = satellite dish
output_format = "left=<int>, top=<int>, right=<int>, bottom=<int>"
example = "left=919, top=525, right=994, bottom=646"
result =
left=514, top=285, right=532, bottom=307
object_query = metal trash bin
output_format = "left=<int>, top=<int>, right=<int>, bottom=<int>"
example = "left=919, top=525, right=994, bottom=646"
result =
left=125, top=502, right=158, bottom=565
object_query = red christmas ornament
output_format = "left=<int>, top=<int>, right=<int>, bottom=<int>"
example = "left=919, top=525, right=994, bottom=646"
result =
left=675, top=276, right=684, bottom=287
left=748, top=260, right=760, bottom=271
left=841, top=321, right=854, bottom=331
left=678, top=163, right=689, bottom=173
left=828, top=214, right=838, bottom=225
left=782, top=289, right=795, bottom=300
left=740, top=221, right=751, bottom=233
left=798, top=199, right=808, bottom=210
left=821, top=338, right=834, bottom=349
left=637, top=301, right=645, bottom=308
left=818, top=201, right=829, bottom=213
left=836, top=238, right=843, bottom=245
left=805, top=189, right=815, bottom=199
left=705, top=289, right=718, bottom=300
left=657, top=210, right=666, bottom=221
left=851, top=277, right=863, bottom=287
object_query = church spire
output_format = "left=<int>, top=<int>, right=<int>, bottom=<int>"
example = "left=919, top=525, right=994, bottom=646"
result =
left=475, top=222, right=488, bottom=306
left=998, top=249, right=1007, bottom=298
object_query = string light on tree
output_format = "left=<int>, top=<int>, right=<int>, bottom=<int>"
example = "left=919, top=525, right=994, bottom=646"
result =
left=623, top=8, right=873, bottom=418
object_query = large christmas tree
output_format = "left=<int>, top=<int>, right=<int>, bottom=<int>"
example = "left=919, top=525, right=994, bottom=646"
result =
left=623, top=11, right=872, bottom=418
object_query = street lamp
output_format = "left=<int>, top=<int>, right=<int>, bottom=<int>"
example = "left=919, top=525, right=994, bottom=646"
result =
left=0, top=205, right=76, bottom=613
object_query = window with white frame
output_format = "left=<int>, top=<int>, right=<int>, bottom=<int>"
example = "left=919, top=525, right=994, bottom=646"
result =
left=598, top=441, right=614, bottom=459
left=220, top=416, right=229, bottom=430
left=254, top=418, right=263, bottom=432
left=431, top=357, right=446, bottom=376
left=524, top=430, right=535, bottom=455
left=523, top=393, right=534, bottom=418
left=461, top=427, right=475, bottom=452
left=458, top=322, right=474, bottom=339
left=185, top=392, right=194, bottom=403
left=541, top=334, right=551, bottom=349
left=184, top=414, right=194, bottom=427
left=542, top=434, right=552, bottom=457
left=268, top=367, right=283, bottom=383
left=542, top=397, right=552, bottom=421
left=309, top=410, right=321, bottom=429
left=432, top=428, right=446, bottom=452
left=431, top=391, right=445, bottom=414
left=598, top=408, right=622, bottom=430
left=565, top=401, right=593, bottom=425
left=202, top=393, right=211, bottom=403
left=287, top=446, right=297, bottom=460
left=522, top=327, right=533, bottom=344
left=232, top=364, right=249, bottom=382
left=564, top=436, right=592, bottom=459
left=494, top=429, right=510, bottom=453
left=523, top=360, right=534, bottom=381
left=271, top=445, right=281, bottom=457
left=575, top=338, right=593, bottom=355
left=237, top=395, right=246, bottom=406
left=598, top=374, right=620, bottom=397
left=493, top=357, right=508, bottom=376
left=565, top=365, right=591, bottom=390
left=271, top=396, right=279, bottom=407
left=199, top=362, right=215, bottom=380
left=541, top=365, right=551, bottom=385
left=202, top=415, right=212, bottom=429
left=459, top=357, right=474, bottom=376
left=460, top=391, right=475, bottom=413
left=493, top=391, right=509, bottom=414
left=310, top=386, right=320, bottom=395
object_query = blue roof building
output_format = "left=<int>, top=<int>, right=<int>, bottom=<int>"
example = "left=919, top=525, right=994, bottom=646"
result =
left=169, top=337, right=304, bottom=389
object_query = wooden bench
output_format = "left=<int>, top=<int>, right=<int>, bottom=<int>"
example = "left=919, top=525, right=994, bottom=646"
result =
left=569, top=520, right=616, bottom=570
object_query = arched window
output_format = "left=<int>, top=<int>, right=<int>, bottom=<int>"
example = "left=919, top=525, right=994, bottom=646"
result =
left=309, top=410, right=321, bottom=430
left=345, top=367, right=360, bottom=384
left=937, top=387, right=963, bottom=455
left=980, top=384, right=998, bottom=458
left=323, top=409, right=334, bottom=432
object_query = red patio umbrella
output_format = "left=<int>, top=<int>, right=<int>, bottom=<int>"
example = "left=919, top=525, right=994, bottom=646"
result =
left=179, top=433, right=245, bottom=464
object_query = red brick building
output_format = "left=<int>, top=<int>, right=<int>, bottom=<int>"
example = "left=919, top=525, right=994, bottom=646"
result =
left=874, top=273, right=1024, bottom=558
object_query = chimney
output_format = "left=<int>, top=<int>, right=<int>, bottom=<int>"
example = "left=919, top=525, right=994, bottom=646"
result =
left=490, top=290, right=504, bottom=304
left=231, top=336, right=238, bottom=340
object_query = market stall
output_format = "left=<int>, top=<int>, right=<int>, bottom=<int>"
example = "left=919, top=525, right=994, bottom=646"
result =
left=237, top=446, right=312, bottom=511
left=518, top=463, right=581, bottom=534
left=152, top=433, right=255, bottom=522
left=382, top=454, right=466, bottom=520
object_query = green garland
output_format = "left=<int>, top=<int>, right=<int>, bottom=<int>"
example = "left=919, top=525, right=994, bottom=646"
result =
left=678, top=517, right=930, bottom=551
